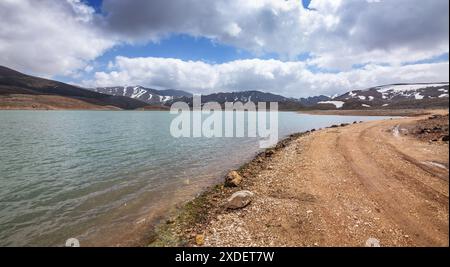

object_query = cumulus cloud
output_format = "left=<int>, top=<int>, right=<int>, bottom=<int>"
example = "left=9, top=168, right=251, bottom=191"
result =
left=85, top=56, right=449, bottom=97
left=0, top=0, right=114, bottom=76
left=0, top=0, right=448, bottom=90
left=307, top=0, right=449, bottom=69
left=100, top=0, right=449, bottom=68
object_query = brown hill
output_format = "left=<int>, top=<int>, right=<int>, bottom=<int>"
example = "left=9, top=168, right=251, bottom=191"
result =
left=0, top=66, right=150, bottom=110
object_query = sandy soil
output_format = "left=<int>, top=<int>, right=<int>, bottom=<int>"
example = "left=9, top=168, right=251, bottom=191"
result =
left=171, top=111, right=449, bottom=247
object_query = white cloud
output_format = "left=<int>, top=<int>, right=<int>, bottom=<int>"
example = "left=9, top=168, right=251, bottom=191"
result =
left=85, top=56, right=449, bottom=97
left=0, top=0, right=448, bottom=89
left=0, top=0, right=114, bottom=76
left=101, top=0, right=449, bottom=68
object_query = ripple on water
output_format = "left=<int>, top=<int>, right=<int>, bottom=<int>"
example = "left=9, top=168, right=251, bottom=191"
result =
left=0, top=110, right=390, bottom=246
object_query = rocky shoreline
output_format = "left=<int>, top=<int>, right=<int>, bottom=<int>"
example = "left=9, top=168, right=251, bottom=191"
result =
left=148, top=127, right=332, bottom=247
left=148, top=110, right=448, bottom=247
left=148, top=132, right=307, bottom=246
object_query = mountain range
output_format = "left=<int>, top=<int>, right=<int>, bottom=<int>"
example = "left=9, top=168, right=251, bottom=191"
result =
left=314, top=83, right=449, bottom=110
left=0, top=65, right=448, bottom=111
left=92, top=86, right=191, bottom=105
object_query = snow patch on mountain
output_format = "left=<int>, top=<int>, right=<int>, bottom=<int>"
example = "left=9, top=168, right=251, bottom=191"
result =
left=414, top=93, right=424, bottom=100
left=318, top=101, right=345, bottom=108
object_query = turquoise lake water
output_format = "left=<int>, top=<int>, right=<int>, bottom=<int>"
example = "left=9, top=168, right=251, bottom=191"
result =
left=0, top=110, right=389, bottom=246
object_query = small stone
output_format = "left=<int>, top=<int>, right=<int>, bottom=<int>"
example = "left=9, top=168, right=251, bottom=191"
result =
left=135, top=218, right=146, bottom=224
left=195, top=234, right=205, bottom=246
left=306, top=210, right=313, bottom=214
left=365, top=237, right=381, bottom=247
left=225, top=171, right=243, bottom=187
left=226, top=190, right=254, bottom=209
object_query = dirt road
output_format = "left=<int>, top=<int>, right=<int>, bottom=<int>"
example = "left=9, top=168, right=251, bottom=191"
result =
left=202, top=115, right=449, bottom=247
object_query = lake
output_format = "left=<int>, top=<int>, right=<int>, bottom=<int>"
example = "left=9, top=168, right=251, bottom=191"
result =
left=0, top=110, right=389, bottom=246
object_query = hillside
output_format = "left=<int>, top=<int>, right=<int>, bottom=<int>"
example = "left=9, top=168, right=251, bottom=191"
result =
left=92, top=86, right=192, bottom=105
left=1, top=65, right=447, bottom=111
left=0, top=66, right=151, bottom=110
left=312, top=83, right=449, bottom=110
left=165, top=91, right=304, bottom=110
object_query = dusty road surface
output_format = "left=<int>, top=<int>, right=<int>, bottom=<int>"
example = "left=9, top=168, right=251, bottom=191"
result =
left=202, top=114, right=449, bottom=247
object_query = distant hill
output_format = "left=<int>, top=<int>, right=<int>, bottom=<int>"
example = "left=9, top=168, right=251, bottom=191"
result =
left=165, top=90, right=304, bottom=110
left=299, top=95, right=332, bottom=107
left=0, top=66, right=152, bottom=110
left=158, top=89, right=192, bottom=98
left=92, top=86, right=192, bottom=104
left=312, top=83, right=449, bottom=110
left=2, top=65, right=447, bottom=111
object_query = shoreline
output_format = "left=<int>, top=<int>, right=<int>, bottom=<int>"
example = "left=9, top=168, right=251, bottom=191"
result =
left=148, top=130, right=311, bottom=247
left=297, top=108, right=439, bottom=117
left=148, top=109, right=448, bottom=247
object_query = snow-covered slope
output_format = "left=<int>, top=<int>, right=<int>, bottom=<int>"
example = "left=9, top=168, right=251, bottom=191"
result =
left=335, top=83, right=449, bottom=102
left=317, top=82, right=449, bottom=109
left=373, top=83, right=449, bottom=100
left=92, top=86, right=191, bottom=104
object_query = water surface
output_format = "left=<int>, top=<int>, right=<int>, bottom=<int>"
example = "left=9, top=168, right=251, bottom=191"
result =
left=0, top=110, right=389, bottom=246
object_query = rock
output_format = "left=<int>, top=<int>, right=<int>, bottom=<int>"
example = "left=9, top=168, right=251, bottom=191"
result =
left=226, top=190, right=254, bottom=209
left=225, top=171, right=243, bottom=187
left=365, top=238, right=381, bottom=247
left=340, top=123, right=349, bottom=127
left=442, top=135, right=449, bottom=142
left=195, top=234, right=205, bottom=246
left=135, top=218, right=146, bottom=225
left=429, top=114, right=441, bottom=120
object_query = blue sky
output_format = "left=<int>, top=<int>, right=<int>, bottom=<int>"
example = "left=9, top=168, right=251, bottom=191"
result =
left=1, top=0, right=448, bottom=97
left=82, top=0, right=313, bottom=68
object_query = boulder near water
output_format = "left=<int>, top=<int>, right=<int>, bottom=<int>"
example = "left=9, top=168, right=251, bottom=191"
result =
left=226, top=190, right=254, bottom=209
left=225, top=170, right=243, bottom=187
